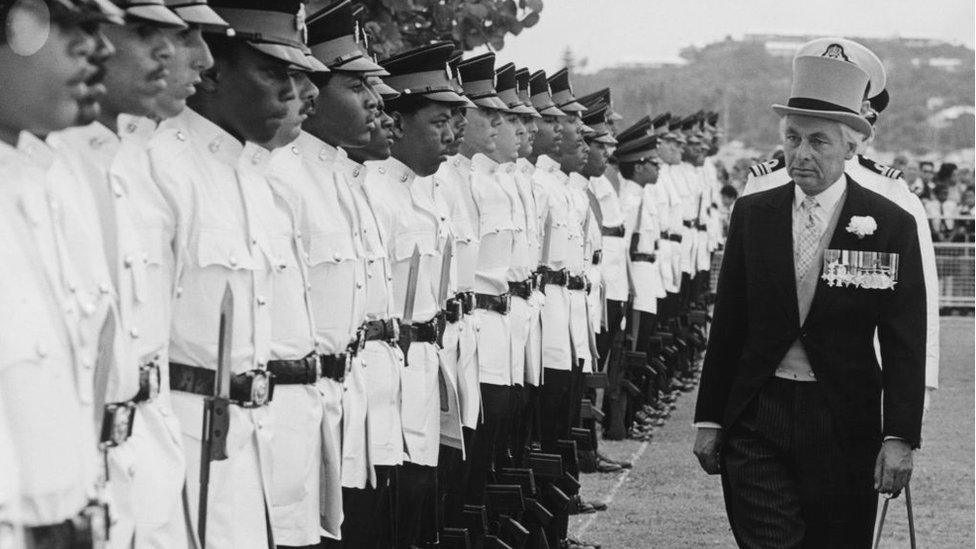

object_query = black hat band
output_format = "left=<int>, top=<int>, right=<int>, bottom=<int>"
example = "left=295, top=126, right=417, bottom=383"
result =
left=786, top=97, right=858, bottom=115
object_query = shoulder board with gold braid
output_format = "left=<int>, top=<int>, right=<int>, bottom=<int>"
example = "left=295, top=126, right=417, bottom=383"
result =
left=858, top=155, right=903, bottom=180
left=748, top=157, right=785, bottom=178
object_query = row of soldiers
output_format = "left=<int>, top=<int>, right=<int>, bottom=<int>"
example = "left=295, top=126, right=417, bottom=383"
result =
left=0, top=0, right=721, bottom=548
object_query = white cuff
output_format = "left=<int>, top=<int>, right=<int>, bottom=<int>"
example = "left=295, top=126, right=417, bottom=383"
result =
left=693, top=422, right=722, bottom=429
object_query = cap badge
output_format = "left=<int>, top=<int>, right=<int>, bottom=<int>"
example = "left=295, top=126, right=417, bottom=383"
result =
left=821, top=43, right=850, bottom=62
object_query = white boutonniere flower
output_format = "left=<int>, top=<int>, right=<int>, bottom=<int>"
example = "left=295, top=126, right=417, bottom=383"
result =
left=845, top=216, right=877, bottom=239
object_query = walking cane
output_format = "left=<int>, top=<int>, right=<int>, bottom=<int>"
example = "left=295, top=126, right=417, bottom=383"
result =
left=872, top=484, right=917, bottom=549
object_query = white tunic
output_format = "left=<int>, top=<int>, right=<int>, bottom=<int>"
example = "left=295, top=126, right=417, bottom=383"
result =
left=364, top=157, right=455, bottom=466
left=0, top=140, right=99, bottom=528
left=149, top=109, right=276, bottom=549
left=533, top=155, right=573, bottom=372
left=265, top=132, right=343, bottom=544
left=514, top=158, right=545, bottom=386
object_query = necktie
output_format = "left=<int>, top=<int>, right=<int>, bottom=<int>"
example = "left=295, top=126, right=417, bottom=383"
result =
left=795, top=195, right=822, bottom=280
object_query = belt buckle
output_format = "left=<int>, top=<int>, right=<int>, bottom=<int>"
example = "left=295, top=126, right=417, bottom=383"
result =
left=100, top=401, right=136, bottom=447
left=503, top=293, right=512, bottom=314
left=241, top=369, right=274, bottom=408
left=391, top=319, right=401, bottom=345
left=307, top=354, right=321, bottom=384
left=136, top=361, right=161, bottom=402
left=77, top=499, right=108, bottom=546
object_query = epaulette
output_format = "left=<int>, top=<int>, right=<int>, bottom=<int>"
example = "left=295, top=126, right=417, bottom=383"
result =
left=858, top=155, right=903, bottom=179
left=748, top=157, right=785, bottom=178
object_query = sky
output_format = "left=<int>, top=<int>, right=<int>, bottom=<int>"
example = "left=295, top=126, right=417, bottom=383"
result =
left=479, top=0, right=975, bottom=73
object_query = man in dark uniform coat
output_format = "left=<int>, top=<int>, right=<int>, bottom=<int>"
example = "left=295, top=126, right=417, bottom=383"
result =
left=693, top=55, right=926, bottom=548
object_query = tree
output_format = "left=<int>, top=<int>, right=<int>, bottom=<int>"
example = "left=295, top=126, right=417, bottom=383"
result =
left=357, top=0, right=543, bottom=58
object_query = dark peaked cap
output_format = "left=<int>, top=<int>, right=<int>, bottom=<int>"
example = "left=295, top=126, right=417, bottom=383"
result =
left=651, top=113, right=671, bottom=135
left=514, top=67, right=541, bottom=118
left=209, top=0, right=327, bottom=72
left=306, top=0, right=384, bottom=73
left=547, top=68, right=585, bottom=112
left=164, top=0, right=229, bottom=29
left=62, top=0, right=126, bottom=25
left=380, top=42, right=467, bottom=105
left=576, top=87, right=622, bottom=121
left=613, top=135, right=658, bottom=162
left=528, top=70, right=565, bottom=117
left=116, top=0, right=186, bottom=28
left=582, top=105, right=617, bottom=144
left=615, top=116, right=652, bottom=144
left=495, top=63, right=536, bottom=116
left=457, top=52, right=508, bottom=110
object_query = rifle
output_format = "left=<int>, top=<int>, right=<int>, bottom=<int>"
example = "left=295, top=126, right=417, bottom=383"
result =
left=198, top=284, right=234, bottom=546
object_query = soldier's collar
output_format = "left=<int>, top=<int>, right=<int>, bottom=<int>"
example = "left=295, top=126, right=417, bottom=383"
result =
left=535, top=154, right=560, bottom=173
left=470, top=152, right=497, bottom=174
left=180, top=108, right=246, bottom=167
left=118, top=114, right=157, bottom=144
left=374, top=155, right=416, bottom=185
left=16, top=131, right=55, bottom=169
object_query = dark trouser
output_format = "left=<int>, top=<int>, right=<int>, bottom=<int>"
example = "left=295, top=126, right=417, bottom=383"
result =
left=595, top=299, right=627, bottom=365
left=510, top=383, right=538, bottom=465
left=338, top=465, right=397, bottom=548
left=537, top=368, right=574, bottom=451
left=439, top=427, right=477, bottom=528
left=657, top=292, right=679, bottom=322
left=465, top=383, right=516, bottom=504
left=397, top=462, right=439, bottom=548
left=721, top=378, right=879, bottom=549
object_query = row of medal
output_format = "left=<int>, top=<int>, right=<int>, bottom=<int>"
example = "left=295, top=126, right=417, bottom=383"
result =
left=821, top=249, right=900, bottom=290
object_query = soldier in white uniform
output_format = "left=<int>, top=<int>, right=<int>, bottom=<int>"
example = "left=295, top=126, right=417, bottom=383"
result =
left=654, top=119, right=687, bottom=322
left=262, top=3, right=393, bottom=545
left=451, top=51, right=522, bottom=506
left=45, top=4, right=197, bottom=547
left=343, top=78, right=406, bottom=547
left=0, top=4, right=125, bottom=546
left=742, top=37, right=940, bottom=407
left=104, top=5, right=229, bottom=548
left=367, top=42, right=467, bottom=548
left=147, top=2, right=326, bottom=546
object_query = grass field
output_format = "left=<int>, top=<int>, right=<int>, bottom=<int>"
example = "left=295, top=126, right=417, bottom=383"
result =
left=572, top=317, right=975, bottom=549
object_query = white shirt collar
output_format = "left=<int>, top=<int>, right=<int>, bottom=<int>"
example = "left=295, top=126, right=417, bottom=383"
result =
left=794, top=173, right=845, bottom=216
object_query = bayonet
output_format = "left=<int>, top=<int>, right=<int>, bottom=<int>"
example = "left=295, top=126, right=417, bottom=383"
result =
left=539, top=212, right=553, bottom=267
left=198, top=283, right=234, bottom=546
left=437, top=238, right=453, bottom=309
left=398, top=245, right=422, bottom=363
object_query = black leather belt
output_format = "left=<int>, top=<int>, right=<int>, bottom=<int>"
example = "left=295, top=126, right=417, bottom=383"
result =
left=100, top=361, right=161, bottom=447
left=660, top=231, right=669, bottom=240
left=508, top=279, right=533, bottom=300
left=591, top=250, right=603, bottom=265
left=567, top=274, right=589, bottom=292
left=267, top=351, right=345, bottom=385
left=26, top=502, right=108, bottom=548
left=363, top=318, right=399, bottom=342
left=682, top=220, right=694, bottom=228
left=540, top=269, right=568, bottom=287
left=475, top=292, right=511, bottom=315
left=443, top=296, right=465, bottom=323
left=600, top=224, right=625, bottom=238
left=668, top=233, right=682, bottom=243
left=169, top=362, right=274, bottom=407
left=695, top=221, right=706, bottom=230
left=630, top=252, right=657, bottom=263
left=403, top=317, right=440, bottom=344
left=456, top=291, right=476, bottom=315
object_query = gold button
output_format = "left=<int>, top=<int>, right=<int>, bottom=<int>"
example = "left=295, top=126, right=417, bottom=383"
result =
left=176, top=286, right=183, bottom=297
left=35, top=343, right=48, bottom=359
left=208, top=141, right=219, bottom=153
left=229, top=256, right=238, bottom=267
left=112, top=182, right=124, bottom=197
left=129, top=328, right=139, bottom=339
left=176, top=131, right=187, bottom=141
left=291, top=145, right=299, bottom=155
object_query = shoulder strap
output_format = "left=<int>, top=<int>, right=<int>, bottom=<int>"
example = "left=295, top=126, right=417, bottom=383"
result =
left=749, top=157, right=785, bottom=178
left=858, top=155, right=903, bottom=180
